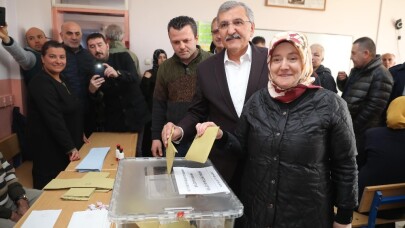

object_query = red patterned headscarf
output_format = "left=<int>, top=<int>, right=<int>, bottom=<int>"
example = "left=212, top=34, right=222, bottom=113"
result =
left=267, top=31, right=320, bottom=103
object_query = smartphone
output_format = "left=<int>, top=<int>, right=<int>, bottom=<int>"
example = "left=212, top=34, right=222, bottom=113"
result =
left=0, top=7, right=5, bottom=26
left=94, top=62, right=106, bottom=78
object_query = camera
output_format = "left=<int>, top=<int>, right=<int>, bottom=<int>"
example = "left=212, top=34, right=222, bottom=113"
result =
left=395, top=19, right=402, bottom=30
left=0, top=7, right=6, bottom=26
left=94, top=62, right=106, bottom=78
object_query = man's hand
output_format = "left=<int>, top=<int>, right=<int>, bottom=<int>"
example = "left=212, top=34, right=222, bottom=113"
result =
left=337, top=71, right=348, bottom=81
left=69, top=149, right=80, bottom=161
left=333, top=222, right=351, bottom=228
left=89, top=75, right=105, bottom=94
left=16, top=199, right=30, bottom=216
left=161, top=122, right=182, bottom=147
left=151, top=140, right=163, bottom=157
left=10, top=211, right=22, bottom=222
left=103, top=63, right=119, bottom=78
left=0, top=24, right=11, bottom=44
left=195, top=122, right=223, bottom=139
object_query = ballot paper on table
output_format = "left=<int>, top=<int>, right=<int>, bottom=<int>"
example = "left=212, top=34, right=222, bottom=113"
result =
left=21, top=209, right=61, bottom=228
left=75, top=147, right=110, bottom=172
left=173, top=166, right=230, bottom=195
left=67, top=209, right=110, bottom=228
left=185, top=126, right=219, bottom=163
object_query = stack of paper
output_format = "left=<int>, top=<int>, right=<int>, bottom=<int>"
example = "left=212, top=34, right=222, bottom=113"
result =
left=68, top=210, right=110, bottom=228
left=21, top=210, right=61, bottom=228
left=75, top=147, right=110, bottom=172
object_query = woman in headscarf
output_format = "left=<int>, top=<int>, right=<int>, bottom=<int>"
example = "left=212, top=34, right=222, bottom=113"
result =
left=140, top=49, right=167, bottom=156
left=196, top=32, right=358, bottom=228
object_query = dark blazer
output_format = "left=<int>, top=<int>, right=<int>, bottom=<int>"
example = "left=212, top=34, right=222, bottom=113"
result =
left=28, top=71, right=83, bottom=189
left=178, top=44, right=269, bottom=185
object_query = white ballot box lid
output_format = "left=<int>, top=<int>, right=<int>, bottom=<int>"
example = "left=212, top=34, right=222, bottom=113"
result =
left=108, top=158, right=243, bottom=225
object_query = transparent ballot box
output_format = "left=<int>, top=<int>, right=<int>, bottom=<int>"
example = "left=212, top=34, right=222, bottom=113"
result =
left=109, top=158, right=243, bottom=228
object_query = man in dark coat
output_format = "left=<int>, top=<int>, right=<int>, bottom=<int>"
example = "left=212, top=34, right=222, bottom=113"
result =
left=337, top=37, right=393, bottom=168
left=86, top=33, right=150, bottom=156
left=161, top=1, right=269, bottom=193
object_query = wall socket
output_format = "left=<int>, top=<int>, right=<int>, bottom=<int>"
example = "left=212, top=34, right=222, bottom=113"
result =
left=0, top=95, right=14, bottom=108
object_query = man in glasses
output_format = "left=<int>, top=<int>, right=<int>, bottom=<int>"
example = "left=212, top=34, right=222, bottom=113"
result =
left=161, top=1, right=268, bottom=194
left=210, top=17, right=224, bottom=54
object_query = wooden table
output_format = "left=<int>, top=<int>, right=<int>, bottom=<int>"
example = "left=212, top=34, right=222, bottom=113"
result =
left=65, top=132, right=137, bottom=171
left=15, top=171, right=116, bottom=228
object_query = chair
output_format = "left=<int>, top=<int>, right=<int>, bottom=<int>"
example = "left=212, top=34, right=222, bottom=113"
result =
left=353, top=183, right=405, bottom=227
left=0, top=133, right=33, bottom=188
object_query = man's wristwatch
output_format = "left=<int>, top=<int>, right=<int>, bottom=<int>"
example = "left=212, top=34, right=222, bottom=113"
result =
left=15, top=194, right=28, bottom=203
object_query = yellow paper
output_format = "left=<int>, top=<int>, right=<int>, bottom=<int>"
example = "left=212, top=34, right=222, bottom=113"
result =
left=185, top=126, right=219, bottom=163
left=43, top=178, right=114, bottom=190
left=166, top=128, right=177, bottom=174
left=83, top=172, right=110, bottom=179
left=61, top=188, right=96, bottom=201
left=136, top=221, right=190, bottom=228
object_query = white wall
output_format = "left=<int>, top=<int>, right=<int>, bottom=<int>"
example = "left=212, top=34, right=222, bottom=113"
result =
left=1, top=0, right=405, bottom=78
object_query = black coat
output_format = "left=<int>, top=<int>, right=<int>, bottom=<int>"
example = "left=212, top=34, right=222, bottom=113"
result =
left=93, top=52, right=150, bottom=132
left=337, top=57, right=393, bottom=135
left=226, top=88, right=358, bottom=227
left=315, top=65, right=337, bottom=93
left=28, top=71, right=83, bottom=189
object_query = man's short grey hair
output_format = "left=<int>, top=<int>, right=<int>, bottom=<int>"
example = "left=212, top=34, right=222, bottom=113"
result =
left=217, top=1, right=254, bottom=23
left=105, top=24, right=124, bottom=41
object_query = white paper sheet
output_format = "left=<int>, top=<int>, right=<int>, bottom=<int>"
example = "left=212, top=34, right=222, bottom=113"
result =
left=173, top=166, right=230, bottom=195
left=21, top=209, right=62, bottom=228
left=68, top=209, right=110, bottom=228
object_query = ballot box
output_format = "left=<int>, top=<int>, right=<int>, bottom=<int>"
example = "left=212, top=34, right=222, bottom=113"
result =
left=109, top=158, right=243, bottom=228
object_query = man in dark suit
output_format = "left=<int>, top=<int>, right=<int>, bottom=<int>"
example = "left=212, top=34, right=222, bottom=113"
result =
left=161, top=1, right=269, bottom=191
left=86, top=33, right=150, bottom=156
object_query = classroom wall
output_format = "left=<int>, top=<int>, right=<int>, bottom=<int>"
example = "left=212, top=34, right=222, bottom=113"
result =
left=0, top=0, right=404, bottom=138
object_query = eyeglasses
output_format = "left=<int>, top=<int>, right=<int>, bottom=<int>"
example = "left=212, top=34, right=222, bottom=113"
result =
left=211, top=29, right=219, bottom=34
left=218, top=19, right=251, bottom=30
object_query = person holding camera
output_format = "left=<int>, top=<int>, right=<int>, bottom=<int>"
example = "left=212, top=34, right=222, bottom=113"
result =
left=87, top=33, right=150, bottom=156
left=0, top=24, right=47, bottom=85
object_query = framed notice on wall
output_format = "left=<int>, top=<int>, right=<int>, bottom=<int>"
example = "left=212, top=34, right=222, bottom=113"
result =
left=266, top=0, right=326, bottom=11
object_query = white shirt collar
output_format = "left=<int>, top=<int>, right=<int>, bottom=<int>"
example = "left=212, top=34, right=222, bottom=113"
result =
left=224, top=44, right=252, bottom=64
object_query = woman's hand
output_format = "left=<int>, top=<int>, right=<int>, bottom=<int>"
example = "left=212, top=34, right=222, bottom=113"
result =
left=69, top=149, right=80, bottom=161
left=195, top=122, right=223, bottom=139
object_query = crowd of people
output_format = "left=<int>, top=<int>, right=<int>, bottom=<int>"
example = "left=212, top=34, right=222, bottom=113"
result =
left=1, top=0, right=405, bottom=227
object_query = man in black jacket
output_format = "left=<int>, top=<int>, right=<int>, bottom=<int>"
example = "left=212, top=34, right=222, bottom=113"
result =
left=337, top=37, right=393, bottom=168
left=87, top=33, right=150, bottom=156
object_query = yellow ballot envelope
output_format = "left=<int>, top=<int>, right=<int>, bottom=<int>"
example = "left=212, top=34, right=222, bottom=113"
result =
left=166, top=128, right=177, bottom=174
left=185, top=126, right=219, bottom=163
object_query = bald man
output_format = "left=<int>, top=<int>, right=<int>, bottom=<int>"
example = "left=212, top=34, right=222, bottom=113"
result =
left=0, top=24, right=47, bottom=85
left=60, top=21, right=96, bottom=136
left=381, top=53, right=396, bottom=68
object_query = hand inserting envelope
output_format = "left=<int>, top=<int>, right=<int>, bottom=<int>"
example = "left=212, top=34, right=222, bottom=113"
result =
left=166, top=126, right=219, bottom=173
left=166, top=127, right=177, bottom=174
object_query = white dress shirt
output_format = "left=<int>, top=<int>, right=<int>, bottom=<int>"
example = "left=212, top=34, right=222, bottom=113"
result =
left=224, top=45, right=252, bottom=117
